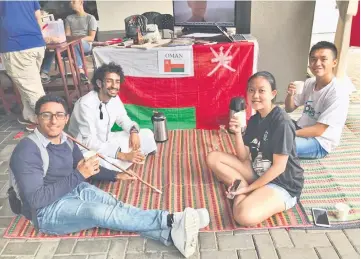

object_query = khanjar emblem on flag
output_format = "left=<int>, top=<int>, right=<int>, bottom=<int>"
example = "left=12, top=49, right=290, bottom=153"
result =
left=158, top=49, right=193, bottom=75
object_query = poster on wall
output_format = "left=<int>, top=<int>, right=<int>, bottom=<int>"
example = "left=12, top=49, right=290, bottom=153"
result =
left=158, top=49, right=193, bottom=75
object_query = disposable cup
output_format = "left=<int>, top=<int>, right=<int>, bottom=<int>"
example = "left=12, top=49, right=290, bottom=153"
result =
left=83, top=150, right=98, bottom=161
left=293, top=81, right=305, bottom=95
left=335, top=202, right=350, bottom=221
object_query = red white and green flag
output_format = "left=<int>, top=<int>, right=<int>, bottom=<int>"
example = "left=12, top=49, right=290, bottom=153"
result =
left=93, top=42, right=255, bottom=130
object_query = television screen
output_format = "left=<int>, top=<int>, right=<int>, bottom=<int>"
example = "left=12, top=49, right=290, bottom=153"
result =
left=173, top=0, right=235, bottom=27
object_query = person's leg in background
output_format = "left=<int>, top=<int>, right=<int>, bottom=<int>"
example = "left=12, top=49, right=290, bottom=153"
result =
left=40, top=50, right=55, bottom=84
left=295, top=137, right=328, bottom=159
left=2, top=46, right=46, bottom=130
left=74, top=39, right=91, bottom=82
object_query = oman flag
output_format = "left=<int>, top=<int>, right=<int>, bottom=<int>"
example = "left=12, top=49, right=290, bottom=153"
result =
left=164, top=59, right=185, bottom=73
left=93, top=41, right=256, bottom=130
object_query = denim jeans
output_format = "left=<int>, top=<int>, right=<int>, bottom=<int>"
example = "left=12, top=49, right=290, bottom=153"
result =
left=41, top=39, right=91, bottom=74
left=295, top=137, right=328, bottom=159
left=36, top=182, right=172, bottom=245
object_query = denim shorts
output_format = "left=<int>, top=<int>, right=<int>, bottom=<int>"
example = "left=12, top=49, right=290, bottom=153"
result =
left=265, top=183, right=298, bottom=210
left=253, top=172, right=297, bottom=210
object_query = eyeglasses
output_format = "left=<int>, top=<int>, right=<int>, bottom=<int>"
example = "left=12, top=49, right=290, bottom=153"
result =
left=39, top=112, right=67, bottom=121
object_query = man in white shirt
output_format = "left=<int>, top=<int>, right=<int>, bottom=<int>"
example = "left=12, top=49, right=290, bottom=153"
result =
left=68, top=62, right=157, bottom=171
left=285, top=41, right=349, bottom=159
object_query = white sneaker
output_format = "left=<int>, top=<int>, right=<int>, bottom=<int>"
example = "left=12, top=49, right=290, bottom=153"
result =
left=196, top=208, right=210, bottom=229
left=171, top=207, right=200, bottom=258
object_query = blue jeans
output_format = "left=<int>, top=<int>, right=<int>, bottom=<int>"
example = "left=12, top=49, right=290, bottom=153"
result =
left=36, top=182, right=172, bottom=245
left=295, top=137, right=328, bottom=159
left=41, top=39, right=91, bottom=74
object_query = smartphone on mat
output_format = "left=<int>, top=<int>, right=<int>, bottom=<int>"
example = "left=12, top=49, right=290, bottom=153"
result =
left=312, top=208, right=331, bottom=227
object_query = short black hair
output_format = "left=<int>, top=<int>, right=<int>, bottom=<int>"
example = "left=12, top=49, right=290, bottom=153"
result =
left=35, top=94, right=68, bottom=115
left=248, top=71, right=277, bottom=91
left=91, top=62, right=125, bottom=92
left=309, top=41, right=338, bottom=60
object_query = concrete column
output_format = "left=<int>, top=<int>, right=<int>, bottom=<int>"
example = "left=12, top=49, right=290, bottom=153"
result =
left=250, top=1, right=316, bottom=102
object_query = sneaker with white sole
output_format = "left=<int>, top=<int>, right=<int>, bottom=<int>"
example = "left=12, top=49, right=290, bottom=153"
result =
left=196, top=208, right=210, bottom=229
left=171, top=207, right=200, bottom=258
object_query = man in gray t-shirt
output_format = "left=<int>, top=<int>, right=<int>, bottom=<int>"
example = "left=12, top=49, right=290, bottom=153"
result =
left=40, top=0, right=97, bottom=83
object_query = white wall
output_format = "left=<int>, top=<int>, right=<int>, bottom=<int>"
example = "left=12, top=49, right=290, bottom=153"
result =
left=97, top=1, right=173, bottom=31
left=96, top=1, right=316, bottom=101
left=251, top=1, right=316, bottom=101
left=313, top=0, right=339, bottom=33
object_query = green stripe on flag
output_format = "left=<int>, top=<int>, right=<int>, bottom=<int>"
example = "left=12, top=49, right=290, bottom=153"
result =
left=171, top=68, right=185, bottom=72
left=111, top=104, right=196, bottom=132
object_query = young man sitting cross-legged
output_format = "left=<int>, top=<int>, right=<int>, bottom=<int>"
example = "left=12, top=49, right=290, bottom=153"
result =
left=10, top=94, right=209, bottom=258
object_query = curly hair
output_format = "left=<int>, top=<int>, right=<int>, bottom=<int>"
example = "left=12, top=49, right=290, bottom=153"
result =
left=91, top=62, right=125, bottom=92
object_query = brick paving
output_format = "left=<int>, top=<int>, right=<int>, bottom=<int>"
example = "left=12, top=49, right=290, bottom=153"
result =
left=0, top=44, right=358, bottom=258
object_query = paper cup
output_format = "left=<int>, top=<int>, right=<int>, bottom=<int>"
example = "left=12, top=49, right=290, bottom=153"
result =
left=131, top=149, right=146, bottom=165
left=293, top=81, right=305, bottom=95
left=83, top=150, right=97, bottom=161
left=335, top=203, right=350, bottom=221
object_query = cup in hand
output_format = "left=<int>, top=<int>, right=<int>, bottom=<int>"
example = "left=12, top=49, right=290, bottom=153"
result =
left=83, top=150, right=98, bottom=161
left=293, top=81, right=305, bottom=95
left=335, top=203, right=350, bottom=221
left=132, top=149, right=146, bottom=164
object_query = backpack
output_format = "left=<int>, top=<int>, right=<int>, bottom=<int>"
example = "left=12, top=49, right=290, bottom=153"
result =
left=7, top=133, right=74, bottom=215
left=124, top=14, right=148, bottom=39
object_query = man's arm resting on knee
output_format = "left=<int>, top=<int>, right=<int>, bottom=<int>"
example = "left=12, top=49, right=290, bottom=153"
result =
left=296, top=123, right=328, bottom=138
left=10, top=140, right=85, bottom=210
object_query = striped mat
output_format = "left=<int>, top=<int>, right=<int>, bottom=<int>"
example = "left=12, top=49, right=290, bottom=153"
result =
left=5, top=129, right=314, bottom=239
left=289, top=104, right=360, bottom=228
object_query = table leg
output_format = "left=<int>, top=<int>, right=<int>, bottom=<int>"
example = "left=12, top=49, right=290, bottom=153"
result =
left=78, top=42, right=88, bottom=78
left=69, top=44, right=83, bottom=96
left=55, top=50, right=72, bottom=109
left=66, top=47, right=81, bottom=100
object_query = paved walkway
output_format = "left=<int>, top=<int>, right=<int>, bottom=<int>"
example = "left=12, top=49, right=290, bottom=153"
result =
left=0, top=45, right=358, bottom=259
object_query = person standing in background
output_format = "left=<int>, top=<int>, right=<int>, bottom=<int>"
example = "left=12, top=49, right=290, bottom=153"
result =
left=40, top=0, right=97, bottom=84
left=0, top=1, right=46, bottom=132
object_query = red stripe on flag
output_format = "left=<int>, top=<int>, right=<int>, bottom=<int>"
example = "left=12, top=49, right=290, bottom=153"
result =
left=170, top=63, right=185, bottom=69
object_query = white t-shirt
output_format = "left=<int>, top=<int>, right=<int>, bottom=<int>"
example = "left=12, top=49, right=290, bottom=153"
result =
left=294, top=77, right=349, bottom=153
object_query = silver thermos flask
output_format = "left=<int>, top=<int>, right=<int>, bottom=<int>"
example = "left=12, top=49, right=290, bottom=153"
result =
left=151, top=112, right=168, bottom=142
left=229, top=97, right=246, bottom=134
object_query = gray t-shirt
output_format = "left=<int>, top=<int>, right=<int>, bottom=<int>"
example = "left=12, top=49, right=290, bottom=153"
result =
left=243, top=106, right=304, bottom=199
left=65, top=13, right=97, bottom=37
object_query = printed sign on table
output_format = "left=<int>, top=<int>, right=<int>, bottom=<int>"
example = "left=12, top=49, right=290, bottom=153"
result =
left=158, top=49, right=193, bottom=75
